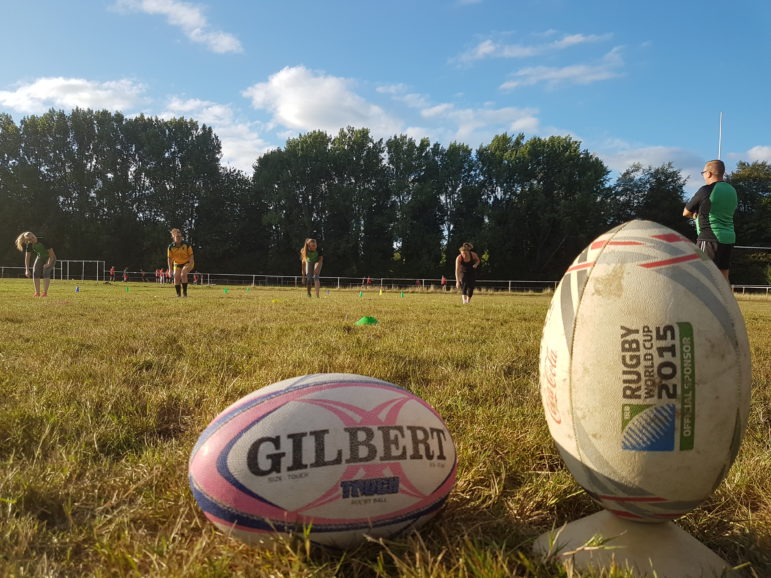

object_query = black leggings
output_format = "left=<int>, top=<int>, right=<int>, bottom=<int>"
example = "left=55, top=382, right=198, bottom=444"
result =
left=461, top=272, right=476, bottom=298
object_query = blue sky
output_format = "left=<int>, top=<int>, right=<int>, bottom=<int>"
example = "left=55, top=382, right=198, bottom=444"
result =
left=2, top=0, right=770, bottom=193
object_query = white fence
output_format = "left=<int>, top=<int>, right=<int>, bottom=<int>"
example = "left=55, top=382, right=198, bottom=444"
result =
left=0, top=265, right=557, bottom=292
left=1, top=265, right=769, bottom=296
left=200, top=273, right=559, bottom=293
left=0, top=260, right=106, bottom=281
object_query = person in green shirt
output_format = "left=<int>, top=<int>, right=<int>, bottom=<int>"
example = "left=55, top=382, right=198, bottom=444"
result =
left=15, top=231, right=57, bottom=297
left=683, top=159, right=738, bottom=283
left=300, top=238, right=324, bottom=298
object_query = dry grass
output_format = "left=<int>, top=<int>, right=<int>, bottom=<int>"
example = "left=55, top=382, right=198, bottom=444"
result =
left=0, top=279, right=768, bottom=577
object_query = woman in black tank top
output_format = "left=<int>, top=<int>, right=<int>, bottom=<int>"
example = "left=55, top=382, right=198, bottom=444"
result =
left=455, top=242, right=481, bottom=304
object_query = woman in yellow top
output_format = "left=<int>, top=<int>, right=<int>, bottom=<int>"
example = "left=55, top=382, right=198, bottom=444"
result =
left=167, top=228, right=195, bottom=297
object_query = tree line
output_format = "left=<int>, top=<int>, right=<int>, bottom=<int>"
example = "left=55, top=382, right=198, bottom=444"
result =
left=1, top=109, right=769, bottom=282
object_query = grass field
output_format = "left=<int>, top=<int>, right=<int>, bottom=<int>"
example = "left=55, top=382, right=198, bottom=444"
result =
left=0, top=279, right=769, bottom=577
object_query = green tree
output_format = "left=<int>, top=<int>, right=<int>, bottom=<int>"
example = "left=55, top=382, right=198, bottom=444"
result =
left=727, top=161, right=771, bottom=283
left=516, top=135, right=610, bottom=277
left=438, top=142, right=482, bottom=275
left=14, top=110, right=71, bottom=255
left=195, top=167, right=257, bottom=273
left=253, top=131, right=334, bottom=274
left=477, top=134, right=524, bottom=278
left=330, top=127, right=392, bottom=277
left=0, top=114, right=23, bottom=265
left=609, top=163, right=690, bottom=236
left=729, top=161, right=771, bottom=245
left=386, top=136, right=444, bottom=276
left=481, top=134, right=609, bottom=278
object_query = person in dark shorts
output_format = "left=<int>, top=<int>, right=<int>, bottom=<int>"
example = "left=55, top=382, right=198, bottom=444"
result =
left=167, top=228, right=195, bottom=297
left=455, top=242, right=481, bottom=304
left=300, top=238, right=324, bottom=297
left=15, top=232, right=56, bottom=297
left=683, top=159, right=738, bottom=283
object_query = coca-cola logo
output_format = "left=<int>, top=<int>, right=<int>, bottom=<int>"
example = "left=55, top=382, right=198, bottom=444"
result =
left=543, top=348, right=561, bottom=424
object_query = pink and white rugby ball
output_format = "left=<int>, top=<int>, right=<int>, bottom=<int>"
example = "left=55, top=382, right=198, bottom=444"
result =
left=539, top=220, right=751, bottom=522
left=189, top=374, right=456, bottom=548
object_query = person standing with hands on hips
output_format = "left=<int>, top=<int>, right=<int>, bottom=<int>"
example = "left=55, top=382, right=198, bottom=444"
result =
left=455, top=242, right=481, bottom=304
left=300, top=238, right=324, bottom=298
left=15, top=232, right=56, bottom=297
left=167, top=228, right=195, bottom=297
left=683, top=159, right=738, bottom=283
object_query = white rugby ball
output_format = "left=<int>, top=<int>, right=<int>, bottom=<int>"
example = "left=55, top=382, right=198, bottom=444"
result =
left=189, top=373, right=456, bottom=548
left=539, top=220, right=751, bottom=522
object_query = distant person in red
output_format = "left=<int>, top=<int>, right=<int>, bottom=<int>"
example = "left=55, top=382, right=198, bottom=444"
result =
left=155, top=268, right=161, bottom=283
left=122, top=267, right=128, bottom=282
left=109, top=266, right=116, bottom=282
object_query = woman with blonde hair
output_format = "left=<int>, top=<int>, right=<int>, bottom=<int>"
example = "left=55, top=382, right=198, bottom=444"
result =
left=455, top=242, right=480, bottom=304
left=300, top=238, right=324, bottom=297
left=167, top=228, right=195, bottom=297
left=15, top=232, right=56, bottom=297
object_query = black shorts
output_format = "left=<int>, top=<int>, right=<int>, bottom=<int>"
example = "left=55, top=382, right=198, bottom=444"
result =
left=697, top=240, right=733, bottom=270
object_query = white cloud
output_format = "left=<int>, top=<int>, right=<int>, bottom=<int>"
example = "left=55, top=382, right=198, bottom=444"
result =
left=598, top=144, right=704, bottom=192
left=455, top=39, right=537, bottom=64
left=551, top=33, right=613, bottom=49
left=162, top=97, right=269, bottom=172
left=744, top=145, right=771, bottom=163
left=376, top=83, right=409, bottom=96
left=242, top=66, right=402, bottom=137
left=376, top=84, right=435, bottom=110
left=376, top=79, right=546, bottom=145
left=113, top=0, right=242, bottom=54
left=0, top=77, right=263, bottom=172
left=500, top=47, right=623, bottom=90
left=600, top=145, right=695, bottom=172
left=0, top=77, right=149, bottom=114
left=416, top=102, right=541, bottom=146
left=454, top=32, right=612, bottom=64
left=421, top=103, right=455, bottom=118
